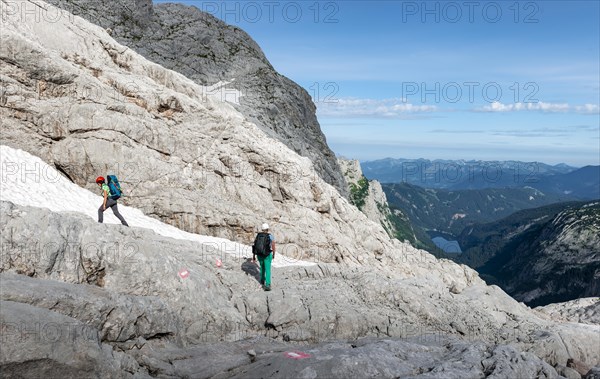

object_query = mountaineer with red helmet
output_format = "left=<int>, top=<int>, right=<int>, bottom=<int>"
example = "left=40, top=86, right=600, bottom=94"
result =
left=96, top=176, right=128, bottom=226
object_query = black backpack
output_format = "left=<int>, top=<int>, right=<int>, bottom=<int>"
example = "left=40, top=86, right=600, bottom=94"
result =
left=253, top=233, right=272, bottom=257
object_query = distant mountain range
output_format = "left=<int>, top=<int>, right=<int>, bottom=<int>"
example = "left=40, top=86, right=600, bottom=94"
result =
left=530, top=166, right=600, bottom=200
left=363, top=159, right=599, bottom=199
left=383, top=182, right=578, bottom=239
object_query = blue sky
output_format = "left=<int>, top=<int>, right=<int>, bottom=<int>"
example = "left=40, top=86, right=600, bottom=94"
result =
left=167, top=1, right=599, bottom=166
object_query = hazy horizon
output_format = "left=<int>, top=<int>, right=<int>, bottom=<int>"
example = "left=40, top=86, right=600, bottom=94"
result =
left=352, top=156, right=586, bottom=168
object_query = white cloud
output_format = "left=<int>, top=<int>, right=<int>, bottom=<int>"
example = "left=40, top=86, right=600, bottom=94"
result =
left=478, top=101, right=599, bottom=114
left=574, top=104, right=600, bottom=114
left=316, top=97, right=438, bottom=118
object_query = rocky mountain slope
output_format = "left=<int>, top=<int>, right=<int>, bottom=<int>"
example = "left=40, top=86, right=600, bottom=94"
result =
left=43, top=0, right=348, bottom=197
left=338, top=158, right=416, bottom=244
left=0, top=0, right=371, bottom=262
left=457, top=201, right=589, bottom=268
left=1, top=1, right=600, bottom=377
left=532, top=166, right=600, bottom=200
left=535, top=298, right=600, bottom=326
left=477, top=202, right=600, bottom=307
left=3, top=197, right=600, bottom=377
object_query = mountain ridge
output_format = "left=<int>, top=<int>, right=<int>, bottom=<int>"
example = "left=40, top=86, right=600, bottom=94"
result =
left=476, top=201, right=600, bottom=307
left=363, top=158, right=599, bottom=198
left=45, top=0, right=349, bottom=197
left=457, top=200, right=591, bottom=267
left=0, top=0, right=369, bottom=260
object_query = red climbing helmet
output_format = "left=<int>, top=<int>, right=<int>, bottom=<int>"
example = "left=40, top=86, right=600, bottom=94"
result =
left=95, top=176, right=105, bottom=184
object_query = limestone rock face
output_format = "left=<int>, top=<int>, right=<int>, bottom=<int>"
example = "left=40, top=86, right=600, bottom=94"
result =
left=139, top=337, right=562, bottom=379
left=0, top=300, right=139, bottom=378
left=0, top=0, right=377, bottom=263
left=1, top=272, right=180, bottom=344
left=338, top=158, right=417, bottom=244
left=2, top=201, right=600, bottom=376
left=338, top=158, right=396, bottom=236
left=535, top=298, right=600, bottom=325
left=44, top=0, right=348, bottom=197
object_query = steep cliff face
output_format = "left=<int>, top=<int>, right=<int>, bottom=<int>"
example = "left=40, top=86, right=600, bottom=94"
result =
left=479, top=202, right=600, bottom=306
left=339, top=159, right=393, bottom=232
left=0, top=0, right=375, bottom=261
left=339, top=158, right=417, bottom=244
left=44, top=0, right=348, bottom=197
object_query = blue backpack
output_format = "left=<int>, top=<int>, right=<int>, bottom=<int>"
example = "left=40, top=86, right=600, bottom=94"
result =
left=107, top=175, right=123, bottom=200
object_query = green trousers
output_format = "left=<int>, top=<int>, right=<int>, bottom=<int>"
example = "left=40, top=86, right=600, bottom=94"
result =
left=257, top=253, right=272, bottom=287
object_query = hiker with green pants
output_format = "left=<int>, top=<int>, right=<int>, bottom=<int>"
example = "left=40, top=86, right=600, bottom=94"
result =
left=252, top=223, right=276, bottom=291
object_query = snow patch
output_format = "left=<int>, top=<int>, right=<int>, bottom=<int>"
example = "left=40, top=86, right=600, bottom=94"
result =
left=0, top=145, right=313, bottom=267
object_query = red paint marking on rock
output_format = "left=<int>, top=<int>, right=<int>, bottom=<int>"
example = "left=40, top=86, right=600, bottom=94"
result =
left=216, top=258, right=222, bottom=268
left=284, top=351, right=311, bottom=360
left=178, top=269, right=190, bottom=279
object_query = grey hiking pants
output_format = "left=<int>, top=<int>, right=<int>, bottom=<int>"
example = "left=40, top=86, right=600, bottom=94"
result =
left=98, top=198, right=129, bottom=226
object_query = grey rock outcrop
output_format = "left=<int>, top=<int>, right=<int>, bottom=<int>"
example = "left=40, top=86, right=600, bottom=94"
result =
left=2, top=200, right=600, bottom=376
left=44, top=0, right=348, bottom=197
left=0, top=0, right=370, bottom=261
left=535, top=298, right=600, bottom=325
left=339, top=158, right=417, bottom=243
left=0, top=300, right=141, bottom=378
left=339, top=158, right=395, bottom=232
left=195, top=337, right=561, bottom=379
left=1, top=272, right=180, bottom=344
left=586, top=366, right=600, bottom=379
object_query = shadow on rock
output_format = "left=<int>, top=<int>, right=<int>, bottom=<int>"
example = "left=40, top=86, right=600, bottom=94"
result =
left=242, top=258, right=261, bottom=283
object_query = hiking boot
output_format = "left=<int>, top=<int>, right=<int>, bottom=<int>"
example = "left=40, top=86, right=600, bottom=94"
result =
left=263, top=285, right=271, bottom=291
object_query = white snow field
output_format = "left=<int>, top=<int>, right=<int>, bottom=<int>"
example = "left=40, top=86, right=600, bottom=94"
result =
left=0, top=145, right=313, bottom=267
